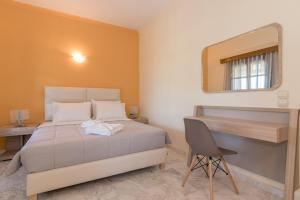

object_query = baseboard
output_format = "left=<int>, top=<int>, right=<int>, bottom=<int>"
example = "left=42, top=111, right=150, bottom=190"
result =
left=167, top=131, right=285, bottom=198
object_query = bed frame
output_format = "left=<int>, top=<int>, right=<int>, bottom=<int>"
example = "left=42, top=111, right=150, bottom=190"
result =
left=27, top=86, right=167, bottom=200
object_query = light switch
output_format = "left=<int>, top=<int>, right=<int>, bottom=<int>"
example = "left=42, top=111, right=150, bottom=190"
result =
left=277, top=90, right=289, bottom=107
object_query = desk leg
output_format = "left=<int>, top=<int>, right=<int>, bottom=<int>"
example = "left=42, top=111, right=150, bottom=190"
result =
left=284, top=110, right=299, bottom=200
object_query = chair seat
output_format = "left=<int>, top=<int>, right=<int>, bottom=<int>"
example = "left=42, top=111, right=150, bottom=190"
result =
left=218, top=147, right=237, bottom=156
left=194, top=147, right=237, bottom=157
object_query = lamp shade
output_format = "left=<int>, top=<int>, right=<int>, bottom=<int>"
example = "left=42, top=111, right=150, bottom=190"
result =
left=129, top=106, right=139, bottom=115
left=10, top=109, right=29, bottom=123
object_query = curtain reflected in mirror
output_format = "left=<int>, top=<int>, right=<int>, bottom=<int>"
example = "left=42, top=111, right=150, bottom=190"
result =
left=202, top=24, right=282, bottom=93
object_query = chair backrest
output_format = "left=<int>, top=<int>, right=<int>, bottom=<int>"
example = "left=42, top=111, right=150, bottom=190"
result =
left=184, top=118, right=221, bottom=157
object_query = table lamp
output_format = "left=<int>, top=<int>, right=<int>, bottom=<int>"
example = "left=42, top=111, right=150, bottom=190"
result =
left=10, top=109, right=29, bottom=127
left=129, top=106, right=139, bottom=119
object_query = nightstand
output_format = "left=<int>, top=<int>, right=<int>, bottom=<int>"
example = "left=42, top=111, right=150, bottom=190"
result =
left=133, top=116, right=149, bottom=124
left=0, top=124, right=38, bottom=161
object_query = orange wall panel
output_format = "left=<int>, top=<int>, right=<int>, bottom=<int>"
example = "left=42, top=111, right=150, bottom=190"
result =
left=0, top=1, right=139, bottom=148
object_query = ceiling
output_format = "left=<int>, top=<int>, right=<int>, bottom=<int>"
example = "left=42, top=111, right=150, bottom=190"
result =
left=15, top=0, right=169, bottom=29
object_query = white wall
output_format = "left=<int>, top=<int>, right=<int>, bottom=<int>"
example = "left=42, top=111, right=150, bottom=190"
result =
left=139, top=0, right=300, bottom=151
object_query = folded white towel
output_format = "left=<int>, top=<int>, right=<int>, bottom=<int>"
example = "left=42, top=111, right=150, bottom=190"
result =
left=81, top=120, right=96, bottom=128
left=84, top=123, right=124, bottom=136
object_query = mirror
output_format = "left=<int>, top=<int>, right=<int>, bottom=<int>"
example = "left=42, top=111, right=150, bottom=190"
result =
left=202, top=24, right=282, bottom=93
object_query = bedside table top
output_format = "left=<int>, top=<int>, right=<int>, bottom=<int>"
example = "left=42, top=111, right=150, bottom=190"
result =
left=0, top=124, right=39, bottom=137
left=133, top=116, right=149, bottom=124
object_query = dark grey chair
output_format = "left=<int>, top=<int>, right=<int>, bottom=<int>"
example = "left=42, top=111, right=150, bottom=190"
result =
left=182, top=118, right=239, bottom=200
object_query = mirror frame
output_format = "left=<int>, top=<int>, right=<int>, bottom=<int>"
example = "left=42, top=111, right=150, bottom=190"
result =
left=202, top=23, right=282, bottom=93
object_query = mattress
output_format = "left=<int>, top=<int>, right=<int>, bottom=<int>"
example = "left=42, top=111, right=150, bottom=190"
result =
left=20, top=120, right=166, bottom=173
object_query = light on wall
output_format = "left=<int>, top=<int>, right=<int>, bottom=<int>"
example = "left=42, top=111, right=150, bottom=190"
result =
left=72, top=52, right=86, bottom=63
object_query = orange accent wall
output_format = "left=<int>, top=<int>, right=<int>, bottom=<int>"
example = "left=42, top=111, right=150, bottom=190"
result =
left=0, top=1, right=139, bottom=148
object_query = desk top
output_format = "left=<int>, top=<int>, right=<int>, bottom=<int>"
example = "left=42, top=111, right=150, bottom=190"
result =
left=186, top=116, right=288, bottom=143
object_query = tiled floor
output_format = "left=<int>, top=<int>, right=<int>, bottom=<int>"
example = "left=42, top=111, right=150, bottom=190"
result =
left=0, top=149, right=282, bottom=200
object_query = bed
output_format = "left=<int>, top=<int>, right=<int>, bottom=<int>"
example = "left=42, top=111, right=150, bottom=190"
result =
left=20, top=87, right=167, bottom=200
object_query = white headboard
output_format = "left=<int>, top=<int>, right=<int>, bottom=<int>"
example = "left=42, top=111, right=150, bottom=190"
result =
left=44, top=86, right=120, bottom=121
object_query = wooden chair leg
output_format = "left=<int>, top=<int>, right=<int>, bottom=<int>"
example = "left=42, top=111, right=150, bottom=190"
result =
left=208, top=158, right=214, bottom=200
left=28, top=194, right=37, bottom=200
left=205, top=156, right=209, bottom=178
left=221, top=157, right=239, bottom=195
left=182, top=156, right=197, bottom=187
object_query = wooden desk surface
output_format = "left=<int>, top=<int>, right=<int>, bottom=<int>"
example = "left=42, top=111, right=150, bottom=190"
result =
left=186, top=116, right=288, bottom=143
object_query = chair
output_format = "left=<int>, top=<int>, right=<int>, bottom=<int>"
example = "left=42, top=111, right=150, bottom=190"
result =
left=182, top=118, right=239, bottom=200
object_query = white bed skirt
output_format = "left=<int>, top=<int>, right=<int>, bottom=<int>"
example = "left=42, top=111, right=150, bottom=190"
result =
left=27, top=147, right=167, bottom=196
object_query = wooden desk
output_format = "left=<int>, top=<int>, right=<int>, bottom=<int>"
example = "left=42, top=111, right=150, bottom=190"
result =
left=187, top=105, right=299, bottom=200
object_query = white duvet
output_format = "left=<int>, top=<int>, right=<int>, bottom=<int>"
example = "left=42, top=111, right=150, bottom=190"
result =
left=40, top=120, right=126, bottom=136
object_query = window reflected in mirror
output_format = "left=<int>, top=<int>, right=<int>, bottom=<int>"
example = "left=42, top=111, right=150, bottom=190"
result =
left=202, top=24, right=282, bottom=93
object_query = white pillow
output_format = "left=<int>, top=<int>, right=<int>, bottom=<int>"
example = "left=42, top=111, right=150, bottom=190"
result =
left=94, top=101, right=127, bottom=121
left=52, top=102, right=91, bottom=122
left=91, top=100, right=121, bottom=119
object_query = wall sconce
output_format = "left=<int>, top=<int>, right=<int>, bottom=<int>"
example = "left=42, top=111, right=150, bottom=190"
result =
left=72, top=52, right=86, bottom=63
